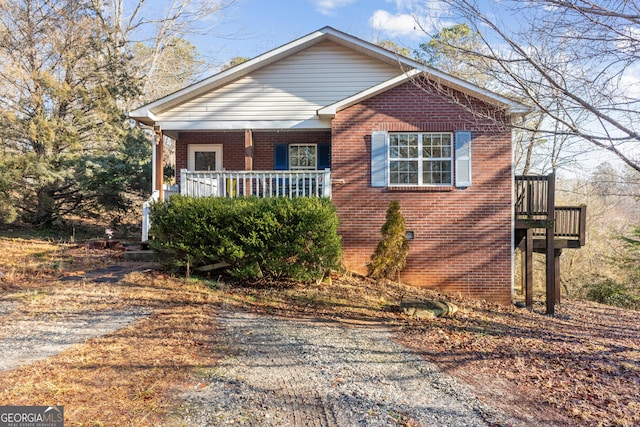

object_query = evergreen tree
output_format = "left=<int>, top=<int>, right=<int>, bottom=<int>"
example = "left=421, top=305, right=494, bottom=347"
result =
left=368, top=201, right=409, bottom=280
left=0, top=0, right=145, bottom=225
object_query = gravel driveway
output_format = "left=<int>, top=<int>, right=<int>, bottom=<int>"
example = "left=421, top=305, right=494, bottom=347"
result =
left=171, top=309, right=519, bottom=427
left=0, top=308, right=148, bottom=371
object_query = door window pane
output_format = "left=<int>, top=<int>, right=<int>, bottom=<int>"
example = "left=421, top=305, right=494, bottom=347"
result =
left=195, top=151, right=217, bottom=171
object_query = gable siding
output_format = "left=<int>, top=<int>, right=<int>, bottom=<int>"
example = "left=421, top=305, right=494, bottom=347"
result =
left=331, top=81, right=513, bottom=304
left=157, top=41, right=402, bottom=122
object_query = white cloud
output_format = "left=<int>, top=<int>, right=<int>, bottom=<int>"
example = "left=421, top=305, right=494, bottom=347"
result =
left=369, top=10, right=424, bottom=39
left=312, top=0, right=358, bottom=16
left=620, top=63, right=640, bottom=99
left=369, top=1, right=451, bottom=39
left=614, top=25, right=640, bottom=54
left=391, top=0, right=421, bottom=10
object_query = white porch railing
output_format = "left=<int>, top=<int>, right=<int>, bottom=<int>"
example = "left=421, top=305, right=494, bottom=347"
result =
left=141, top=190, right=159, bottom=242
left=179, top=169, right=332, bottom=199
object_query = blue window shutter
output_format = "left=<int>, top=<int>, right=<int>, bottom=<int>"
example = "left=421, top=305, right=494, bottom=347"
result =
left=317, top=143, right=331, bottom=170
left=455, top=131, right=472, bottom=187
left=274, top=144, right=288, bottom=170
left=371, top=131, right=388, bottom=187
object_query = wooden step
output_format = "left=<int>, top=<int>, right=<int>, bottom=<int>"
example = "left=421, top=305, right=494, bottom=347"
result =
left=123, top=250, right=155, bottom=262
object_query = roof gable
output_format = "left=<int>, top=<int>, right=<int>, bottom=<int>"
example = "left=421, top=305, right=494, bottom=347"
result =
left=157, top=40, right=401, bottom=124
left=129, top=26, right=529, bottom=128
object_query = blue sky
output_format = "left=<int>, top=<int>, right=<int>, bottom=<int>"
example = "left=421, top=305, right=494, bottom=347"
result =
left=183, top=0, right=637, bottom=174
left=206, top=0, right=443, bottom=66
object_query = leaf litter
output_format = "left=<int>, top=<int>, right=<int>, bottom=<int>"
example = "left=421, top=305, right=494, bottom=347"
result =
left=0, top=237, right=638, bottom=426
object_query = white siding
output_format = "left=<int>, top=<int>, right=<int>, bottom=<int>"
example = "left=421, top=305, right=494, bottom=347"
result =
left=156, top=41, right=402, bottom=123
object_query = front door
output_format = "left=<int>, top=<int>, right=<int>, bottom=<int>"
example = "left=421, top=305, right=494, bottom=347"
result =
left=188, top=144, right=223, bottom=171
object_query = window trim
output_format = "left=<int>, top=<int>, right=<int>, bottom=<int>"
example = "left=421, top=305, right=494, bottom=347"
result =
left=288, top=143, right=318, bottom=170
left=188, top=144, right=223, bottom=171
left=387, top=132, right=453, bottom=187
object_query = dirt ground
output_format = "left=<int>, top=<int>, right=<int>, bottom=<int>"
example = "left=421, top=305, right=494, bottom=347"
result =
left=396, top=297, right=640, bottom=427
left=0, top=237, right=638, bottom=426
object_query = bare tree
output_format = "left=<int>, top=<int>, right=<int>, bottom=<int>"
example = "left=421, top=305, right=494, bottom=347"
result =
left=413, top=0, right=640, bottom=172
left=90, top=0, right=237, bottom=103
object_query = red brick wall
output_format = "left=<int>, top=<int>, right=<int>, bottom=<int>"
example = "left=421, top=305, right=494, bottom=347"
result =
left=252, top=131, right=331, bottom=170
left=172, top=82, right=513, bottom=304
left=332, top=81, right=513, bottom=304
left=175, top=131, right=245, bottom=181
left=175, top=130, right=331, bottom=183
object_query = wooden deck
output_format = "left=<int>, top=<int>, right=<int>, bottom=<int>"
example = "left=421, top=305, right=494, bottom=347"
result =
left=514, top=175, right=586, bottom=314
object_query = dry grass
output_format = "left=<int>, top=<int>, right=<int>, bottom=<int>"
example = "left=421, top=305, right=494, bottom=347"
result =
left=1, top=236, right=639, bottom=426
left=0, top=237, right=220, bottom=426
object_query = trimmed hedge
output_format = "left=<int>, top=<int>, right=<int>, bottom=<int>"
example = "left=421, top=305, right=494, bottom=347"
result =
left=148, top=195, right=342, bottom=282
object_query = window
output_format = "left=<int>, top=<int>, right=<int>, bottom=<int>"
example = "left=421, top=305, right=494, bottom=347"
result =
left=371, top=131, right=471, bottom=188
left=274, top=143, right=331, bottom=170
left=188, top=144, right=223, bottom=171
left=389, top=133, right=452, bottom=186
left=289, top=144, right=317, bottom=170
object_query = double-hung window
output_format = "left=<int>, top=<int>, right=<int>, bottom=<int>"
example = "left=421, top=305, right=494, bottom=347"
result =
left=389, top=133, right=453, bottom=186
left=289, top=144, right=317, bottom=170
left=372, top=130, right=471, bottom=188
left=274, top=143, right=331, bottom=170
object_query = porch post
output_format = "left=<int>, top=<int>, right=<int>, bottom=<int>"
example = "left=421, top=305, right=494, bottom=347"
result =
left=322, top=168, right=332, bottom=198
left=245, top=129, right=254, bottom=170
left=244, top=129, right=253, bottom=196
left=545, top=174, right=556, bottom=315
left=154, top=125, right=164, bottom=201
left=524, top=228, right=533, bottom=309
left=555, top=249, right=562, bottom=304
left=180, top=169, right=187, bottom=196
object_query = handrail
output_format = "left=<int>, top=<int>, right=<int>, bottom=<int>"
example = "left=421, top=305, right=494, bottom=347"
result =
left=532, top=206, right=587, bottom=242
left=141, top=190, right=159, bottom=242
left=179, top=169, right=332, bottom=199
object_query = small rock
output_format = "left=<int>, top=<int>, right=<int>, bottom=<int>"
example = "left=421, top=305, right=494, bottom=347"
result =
left=400, top=299, right=458, bottom=319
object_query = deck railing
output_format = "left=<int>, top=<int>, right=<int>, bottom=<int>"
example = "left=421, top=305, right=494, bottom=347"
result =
left=533, top=206, right=587, bottom=243
left=515, top=175, right=552, bottom=217
left=179, top=169, right=332, bottom=199
left=516, top=175, right=586, bottom=243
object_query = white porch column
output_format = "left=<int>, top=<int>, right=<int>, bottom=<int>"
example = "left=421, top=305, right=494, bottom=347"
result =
left=154, top=125, right=164, bottom=201
left=322, top=168, right=332, bottom=198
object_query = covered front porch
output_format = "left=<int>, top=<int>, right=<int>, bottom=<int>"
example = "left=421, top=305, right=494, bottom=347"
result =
left=142, top=169, right=332, bottom=242
left=141, top=127, right=334, bottom=242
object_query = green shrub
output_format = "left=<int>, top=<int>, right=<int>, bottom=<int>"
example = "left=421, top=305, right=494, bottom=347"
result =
left=148, top=196, right=342, bottom=282
left=585, top=278, right=640, bottom=310
left=368, top=200, right=409, bottom=280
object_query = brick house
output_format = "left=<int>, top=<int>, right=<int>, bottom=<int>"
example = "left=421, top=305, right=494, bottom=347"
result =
left=130, top=27, right=531, bottom=305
